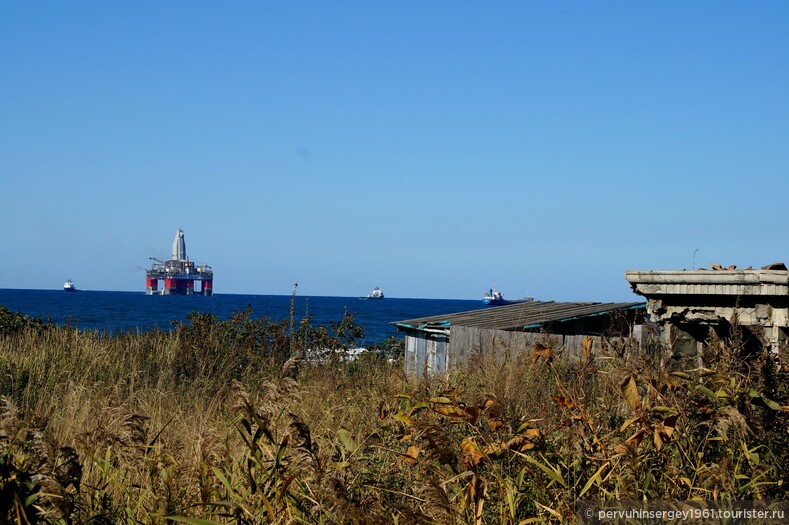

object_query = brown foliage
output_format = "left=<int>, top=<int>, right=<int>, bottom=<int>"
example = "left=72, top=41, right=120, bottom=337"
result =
left=0, top=314, right=787, bottom=523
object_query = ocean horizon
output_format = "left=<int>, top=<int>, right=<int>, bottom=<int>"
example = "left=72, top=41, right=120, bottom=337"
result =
left=0, top=288, right=483, bottom=345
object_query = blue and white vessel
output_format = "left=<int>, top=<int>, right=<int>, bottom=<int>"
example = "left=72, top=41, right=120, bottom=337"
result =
left=482, top=287, right=506, bottom=305
left=483, top=287, right=533, bottom=305
left=361, top=287, right=384, bottom=300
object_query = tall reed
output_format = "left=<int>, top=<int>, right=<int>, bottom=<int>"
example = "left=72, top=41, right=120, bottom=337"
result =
left=0, top=304, right=786, bottom=523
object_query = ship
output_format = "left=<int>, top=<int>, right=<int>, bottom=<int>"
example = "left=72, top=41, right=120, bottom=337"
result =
left=63, top=279, right=78, bottom=292
left=146, top=229, right=213, bottom=295
left=360, top=287, right=384, bottom=300
left=482, top=287, right=534, bottom=306
left=482, top=287, right=506, bottom=305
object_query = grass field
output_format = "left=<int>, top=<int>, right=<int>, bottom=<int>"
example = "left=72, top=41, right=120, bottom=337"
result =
left=1, top=304, right=787, bottom=524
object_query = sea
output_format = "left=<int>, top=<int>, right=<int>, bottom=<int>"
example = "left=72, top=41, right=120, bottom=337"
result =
left=0, top=289, right=482, bottom=346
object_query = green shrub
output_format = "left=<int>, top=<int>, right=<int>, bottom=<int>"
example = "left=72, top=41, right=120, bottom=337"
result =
left=0, top=305, right=45, bottom=336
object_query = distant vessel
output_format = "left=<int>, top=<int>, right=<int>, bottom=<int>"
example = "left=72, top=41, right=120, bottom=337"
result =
left=482, top=287, right=534, bottom=306
left=482, top=287, right=506, bottom=305
left=360, top=287, right=384, bottom=300
left=64, top=279, right=78, bottom=292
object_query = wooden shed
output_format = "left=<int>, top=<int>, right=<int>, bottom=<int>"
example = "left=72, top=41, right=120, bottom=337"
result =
left=393, top=301, right=645, bottom=377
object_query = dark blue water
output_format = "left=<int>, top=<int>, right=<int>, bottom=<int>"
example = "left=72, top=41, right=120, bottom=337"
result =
left=0, top=289, right=481, bottom=345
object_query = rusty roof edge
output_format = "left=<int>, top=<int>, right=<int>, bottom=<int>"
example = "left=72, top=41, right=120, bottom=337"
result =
left=394, top=302, right=645, bottom=331
left=521, top=302, right=645, bottom=329
left=394, top=320, right=452, bottom=330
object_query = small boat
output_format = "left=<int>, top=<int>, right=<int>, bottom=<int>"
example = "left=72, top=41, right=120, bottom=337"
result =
left=64, top=279, right=79, bottom=292
left=360, top=287, right=384, bottom=300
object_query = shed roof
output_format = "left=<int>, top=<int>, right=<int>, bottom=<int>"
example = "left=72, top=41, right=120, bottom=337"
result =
left=393, top=301, right=645, bottom=332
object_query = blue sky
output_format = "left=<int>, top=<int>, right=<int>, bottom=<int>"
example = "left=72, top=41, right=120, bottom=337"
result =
left=2, top=2, right=789, bottom=300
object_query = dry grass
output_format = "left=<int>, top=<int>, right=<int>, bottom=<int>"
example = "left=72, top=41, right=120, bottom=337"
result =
left=0, top=306, right=787, bottom=524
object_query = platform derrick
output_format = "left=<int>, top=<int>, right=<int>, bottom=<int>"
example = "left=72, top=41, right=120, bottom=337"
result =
left=146, top=229, right=213, bottom=296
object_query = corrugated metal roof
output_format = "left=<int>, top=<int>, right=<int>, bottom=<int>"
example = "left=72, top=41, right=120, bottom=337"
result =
left=393, top=301, right=646, bottom=332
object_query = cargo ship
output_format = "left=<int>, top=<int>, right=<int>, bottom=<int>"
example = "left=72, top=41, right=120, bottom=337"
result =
left=360, top=287, right=384, bottom=300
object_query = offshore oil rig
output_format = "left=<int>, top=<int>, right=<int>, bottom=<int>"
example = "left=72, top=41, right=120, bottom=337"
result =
left=146, top=229, right=213, bottom=295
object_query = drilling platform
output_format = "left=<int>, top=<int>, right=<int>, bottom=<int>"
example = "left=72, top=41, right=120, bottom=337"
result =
left=146, top=229, right=213, bottom=295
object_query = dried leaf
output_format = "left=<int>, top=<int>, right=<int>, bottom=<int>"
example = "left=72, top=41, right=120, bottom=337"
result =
left=504, top=436, right=529, bottom=453
left=654, top=422, right=674, bottom=444
left=621, top=375, right=641, bottom=412
left=626, top=427, right=647, bottom=446
left=377, top=400, right=389, bottom=420
left=653, top=427, right=664, bottom=451
left=393, top=409, right=413, bottom=426
left=461, top=438, right=485, bottom=467
left=337, top=428, right=358, bottom=454
left=483, top=441, right=507, bottom=457
left=651, top=406, right=675, bottom=413
left=487, top=418, right=504, bottom=432
left=432, top=405, right=467, bottom=418
left=484, top=435, right=537, bottom=458
left=531, top=344, right=553, bottom=364
left=464, top=406, right=480, bottom=423
left=582, top=336, right=594, bottom=358
left=404, top=445, right=420, bottom=463
left=619, top=416, right=641, bottom=433
left=612, top=443, right=630, bottom=456
left=662, top=413, right=678, bottom=433
left=551, top=395, right=576, bottom=409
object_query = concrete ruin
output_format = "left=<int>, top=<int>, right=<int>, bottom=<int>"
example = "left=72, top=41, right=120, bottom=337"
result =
left=625, top=263, right=789, bottom=357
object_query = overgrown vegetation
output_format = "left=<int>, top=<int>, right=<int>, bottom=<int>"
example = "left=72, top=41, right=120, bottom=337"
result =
left=0, top=304, right=45, bottom=336
left=0, top=302, right=786, bottom=523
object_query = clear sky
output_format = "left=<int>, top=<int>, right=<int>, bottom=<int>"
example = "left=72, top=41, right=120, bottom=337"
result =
left=2, top=2, right=789, bottom=301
